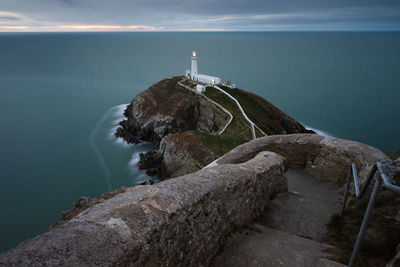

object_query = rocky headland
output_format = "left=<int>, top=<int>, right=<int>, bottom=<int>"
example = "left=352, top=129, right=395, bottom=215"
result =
left=116, top=76, right=313, bottom=178
left=2, top=76, right=398, bottom=266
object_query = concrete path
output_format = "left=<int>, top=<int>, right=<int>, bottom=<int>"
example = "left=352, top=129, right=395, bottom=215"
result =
left=213, top=85, right=266, bottom=139
left=178, top=80, right=233, bottom=135
left=211, top=169, right=345, bottom=267
left=177, top=79, right=266, bottom=138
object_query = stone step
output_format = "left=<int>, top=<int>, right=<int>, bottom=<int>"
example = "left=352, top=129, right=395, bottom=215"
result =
left=259, top=169, right=342, bottom=241
left=211, top=169, right=346, bottom=266
left=211, top=224, right=345, bottom=267
left=260, top=190, right=340, bottom=241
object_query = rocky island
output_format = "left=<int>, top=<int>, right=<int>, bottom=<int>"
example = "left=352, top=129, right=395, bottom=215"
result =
left=1, top=60, right=399, bottom=265
left=116, top=76, right=313, bottom=178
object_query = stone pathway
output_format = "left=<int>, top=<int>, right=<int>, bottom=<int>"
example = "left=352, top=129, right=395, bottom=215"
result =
left=211, top=168, right=346, bottom=267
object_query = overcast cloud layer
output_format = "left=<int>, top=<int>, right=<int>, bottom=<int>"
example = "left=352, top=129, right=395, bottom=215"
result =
left=0, top=0, right=400, bottom=31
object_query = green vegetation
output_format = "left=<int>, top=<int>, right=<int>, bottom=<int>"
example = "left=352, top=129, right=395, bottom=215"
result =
left=200, top=86, right=258, bottom=156
left=326, top=190, right=400, bottom=266
left=196, top=132, right=248, bottom=157
left=200, top=84, right=307, bottom=157
left=204, top=86, right=253, bottom=141
left=217, top=85, right=284, bottom=134
left=255, top=127, right=264, bottom=138
left=385, top=150, right=400, bottom=160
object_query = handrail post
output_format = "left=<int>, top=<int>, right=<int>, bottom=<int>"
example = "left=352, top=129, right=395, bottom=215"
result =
left=359, top=164, right=377, bottom=197
left=340, top=167, right=352, bottom=217
left=352, top=163, right=361, bottom=197
left=348, top=177, right=382, bottom=267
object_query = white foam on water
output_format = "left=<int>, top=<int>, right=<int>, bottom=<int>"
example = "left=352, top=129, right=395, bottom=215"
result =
left=89, top=107, right=116, bottom=191
left=115, top=137, right=132, bottom=147
left=89, top=103, right=130, bottom=190
left=112, top=118, right=123, bottom=125
left=109, top=104, right=128, bottom=119
left=107, top=103, right=129, bottom=142
left=128, top=152, right=141, bottom=168
left=303, top=124, right=334, bottom=137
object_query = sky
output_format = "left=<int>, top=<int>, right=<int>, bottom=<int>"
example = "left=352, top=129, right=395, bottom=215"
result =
left=0, top=0, right=400, bottom=32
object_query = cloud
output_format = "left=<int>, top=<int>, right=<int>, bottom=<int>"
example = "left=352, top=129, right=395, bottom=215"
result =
left=58, top=24, right=162, bottom=31
left=0, top=26, right=29, bottom=30
left=59, top=0, right=76, bottom=6
left=0, top=24, right=163, bottom=32
left=0, top=0, right=399, bottom=31
left=0, top=11, right=23, bottom=22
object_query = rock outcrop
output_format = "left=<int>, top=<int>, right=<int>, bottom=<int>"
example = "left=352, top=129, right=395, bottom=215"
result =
left=160, top=131, right=216, bottom=178
left=117, top=77, right=313, bottom=178
left=116, top=76, right=230, bottom=145
left=137, top=151, right=168, bottom=178
left=0, top=152, right=286, bottom=266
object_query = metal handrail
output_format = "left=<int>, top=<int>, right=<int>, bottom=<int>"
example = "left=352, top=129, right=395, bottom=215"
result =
left=340, top=161, right=400, bottom=267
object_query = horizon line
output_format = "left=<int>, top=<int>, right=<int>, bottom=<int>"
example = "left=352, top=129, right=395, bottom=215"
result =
left=1, top=30, right=400, bottom=33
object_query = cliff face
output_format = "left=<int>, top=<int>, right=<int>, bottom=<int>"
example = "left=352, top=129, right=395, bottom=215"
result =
left=116, top=76, right=230, bottom=145
left=160, top=131, right=216, bottom=178
left=116, top=76, right=313, bottom=178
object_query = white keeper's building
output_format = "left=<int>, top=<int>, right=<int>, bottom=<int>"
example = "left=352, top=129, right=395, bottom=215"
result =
left=185, top=51, right=221, bottom=85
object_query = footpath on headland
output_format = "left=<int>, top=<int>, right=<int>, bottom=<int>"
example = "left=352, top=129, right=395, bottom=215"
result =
left=212, top=85, right=267, bottom=140
left=178, top=80, right=234, bottom=135
left=178, top=78, right=266, bottom=140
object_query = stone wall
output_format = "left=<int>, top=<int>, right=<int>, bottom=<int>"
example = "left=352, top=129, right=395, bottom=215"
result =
left=211, top=134, right=390, bottom=185
left=0, top=152, right=286, bottom=266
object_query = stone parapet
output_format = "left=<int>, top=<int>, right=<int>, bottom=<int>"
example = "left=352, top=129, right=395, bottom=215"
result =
left=0, top=152, right=286, bottom=266
left=212, top=134, right=390, bottom=184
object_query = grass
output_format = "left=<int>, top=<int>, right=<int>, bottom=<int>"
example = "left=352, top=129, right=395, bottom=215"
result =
left=204, top=86, right=253, bottom=141
left=255, top=127, right=264, bottom=138
left=385, top=150, right=400, bottom=160
left=325, top=189, right=400, bottom=266
left=199, top=86, right=258, bottom=157
left=196, top=132, right=248, bottom=157
left=217, top=85, right=284, bottom=134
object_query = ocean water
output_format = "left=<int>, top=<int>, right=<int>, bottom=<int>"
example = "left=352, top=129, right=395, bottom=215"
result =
left=0, top=32, right=399, bottom=252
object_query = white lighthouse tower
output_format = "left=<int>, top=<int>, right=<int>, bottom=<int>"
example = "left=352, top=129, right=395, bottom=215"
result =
left=191, top=51, right=198, bottom=77
left=185, top=51, right=221, bottom=85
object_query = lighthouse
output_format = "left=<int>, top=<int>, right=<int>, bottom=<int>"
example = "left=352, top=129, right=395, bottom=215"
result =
left=185, top=51, right=221, bottom=85
left=191, top=51, right=198, bottom=77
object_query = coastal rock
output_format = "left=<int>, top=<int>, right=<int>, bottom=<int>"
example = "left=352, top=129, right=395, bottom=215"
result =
left=53, top=187, right=128, bottom=227
left=160, top=131, right=216, bottom=178
left=0, top=151, right=287, bottom=266
left=116, top=77, right=314, bottom=179
left=138, top=180, right=155, bottom=186
left=137, top=151, right=168, bottom=178
left=138, top=131, right=217, bottom=178
left=115, top=76, right=230, bottom=145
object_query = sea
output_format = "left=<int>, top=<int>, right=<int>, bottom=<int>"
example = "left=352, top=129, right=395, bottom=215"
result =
left=0, top=32, right=399, bottom=252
